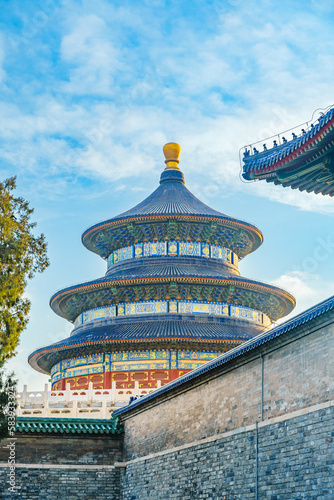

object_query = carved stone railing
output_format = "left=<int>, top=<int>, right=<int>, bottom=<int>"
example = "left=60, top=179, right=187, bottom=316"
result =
left=16, top=381, right=160, bottom=419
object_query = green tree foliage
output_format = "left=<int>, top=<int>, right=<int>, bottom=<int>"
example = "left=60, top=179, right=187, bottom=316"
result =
left=0, top=177, right=49, bottom=363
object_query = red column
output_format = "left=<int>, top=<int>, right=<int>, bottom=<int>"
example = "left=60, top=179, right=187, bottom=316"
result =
left=104, top=371, right=112, bottom=389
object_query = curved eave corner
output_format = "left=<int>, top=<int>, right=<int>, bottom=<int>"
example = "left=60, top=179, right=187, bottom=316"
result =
left=242, top=106, right=334, bottom=180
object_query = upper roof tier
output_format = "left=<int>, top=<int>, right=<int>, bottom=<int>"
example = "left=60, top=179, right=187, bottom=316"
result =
left=82, top=143, right=263, bottom=260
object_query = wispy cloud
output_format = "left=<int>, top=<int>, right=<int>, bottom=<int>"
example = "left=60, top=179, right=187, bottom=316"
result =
left=0, top=0, right=333, bottom=214
left=273, top=270, right=334, bottom=322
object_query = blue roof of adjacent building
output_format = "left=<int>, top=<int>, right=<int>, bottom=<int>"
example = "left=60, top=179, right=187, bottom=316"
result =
left=242, top=106, right=334, bottom=177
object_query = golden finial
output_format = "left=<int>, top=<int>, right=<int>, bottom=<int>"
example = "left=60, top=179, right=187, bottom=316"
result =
left=163, top=142, right=181, bottom=170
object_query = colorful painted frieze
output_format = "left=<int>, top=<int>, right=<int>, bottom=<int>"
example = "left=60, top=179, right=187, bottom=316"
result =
left=51, top=362, right=61, bottom=376
left=112, top=358, right=169, bottom=370
left=82, top=306, right=116, bottom=323
left=168, top=301, right=178, bottom=313
left=113, top=362, right=168, bottom=371
left=125, top=301, right=168, bottom=316
left=169, top=350, right=178, bottom=369
left=201, top=243, right=210, bottom=258
left=63, top=364, right=104, bottom=378
left=179, top=241, right=201, bottom=257
left=179, top=301, right=222, bottom=315
left=74, top=300, right=265, bottom=327
left=143, top=241, right=166, bottom=257
left=117, top=304, right=125, bottom=316
left=211, top=245, right=233, bottom=263
left=51, top=372, right=62, bottom=383
left=178, top=350, right=222, bottom=360
left=75, top=306, right=116, bottom=327
left=61, top=354, right=104, bottom=370
left=150, top=349, right=169, bottom=359
left=211, top=245, right=223, bottom=260
left=107, top=240, right=238, bottom=268
left=230, top=305, right=262, bottom=323
left=127, top=351, right=151, bottom=360
left=178, top=360, right=208, bottom=370
left=113, top=245, right=133, bottom=264
left=134, top=243, right=143, bottom=258
left=107, top=253, right=113, bottom=268
left=167, top=241, right=178, bottom=256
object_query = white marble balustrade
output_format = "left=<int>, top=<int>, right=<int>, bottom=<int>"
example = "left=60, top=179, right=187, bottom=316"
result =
left=16, top=381, right=161, bottom=419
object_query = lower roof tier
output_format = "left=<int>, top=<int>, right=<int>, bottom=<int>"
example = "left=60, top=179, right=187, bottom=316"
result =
left=28, top=314, right=266, bottom=374
left=50, top=260, right=295, bottom=322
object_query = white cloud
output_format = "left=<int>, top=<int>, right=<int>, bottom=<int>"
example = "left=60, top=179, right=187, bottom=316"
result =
left=248, top=181, right=334, bottom=215
left=60, top=14, right=121, bottom=95
left=1, top=0, right=334, bottom=213
left=272, top=270, right=334, bottom=322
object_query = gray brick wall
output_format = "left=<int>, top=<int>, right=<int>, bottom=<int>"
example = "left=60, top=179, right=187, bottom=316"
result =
left=0, top=432, right=123, bottom=499
left=0, top=467, right=121, bottom=500
left=0, top=434, right=123, bottom=465
left=123, top=323, right=334, bottom=461
left=120, top=405, right=334, bottom=500
left=0, top=316, right=332, bottom=499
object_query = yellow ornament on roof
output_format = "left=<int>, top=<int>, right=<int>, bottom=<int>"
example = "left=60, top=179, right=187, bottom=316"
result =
left=163, top=142, right=181, bottom=171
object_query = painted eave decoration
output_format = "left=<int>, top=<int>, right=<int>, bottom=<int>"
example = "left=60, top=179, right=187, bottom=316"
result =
left=242, top=105, right=334, bottom=196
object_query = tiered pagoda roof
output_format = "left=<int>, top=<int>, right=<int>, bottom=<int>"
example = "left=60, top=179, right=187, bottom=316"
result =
left=29, top=143, right=295, bottom=391
left=242, top=105, right=334, bottom=195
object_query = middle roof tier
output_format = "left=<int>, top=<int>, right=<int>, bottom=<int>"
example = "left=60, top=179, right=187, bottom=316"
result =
left=50, top=256, right=295, bottom=323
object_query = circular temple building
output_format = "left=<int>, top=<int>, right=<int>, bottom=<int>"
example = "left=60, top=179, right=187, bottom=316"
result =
left=29, top=143, right=295, bottom=393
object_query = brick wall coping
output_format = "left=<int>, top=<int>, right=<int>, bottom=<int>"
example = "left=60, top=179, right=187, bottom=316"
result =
left=115, top=294, right=334, bottom=419
left=14, top=415, right=122, bottom=435
left=0, top=463, right=118, bottom=470
left=115, top=399, right=334, bottom=467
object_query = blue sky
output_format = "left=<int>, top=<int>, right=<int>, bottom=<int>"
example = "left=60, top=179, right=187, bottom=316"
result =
left=2, top=0, right=334, bottom=390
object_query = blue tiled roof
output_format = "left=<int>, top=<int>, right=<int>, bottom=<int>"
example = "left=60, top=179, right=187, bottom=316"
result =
left=28, top=315, right=262, bottom=373
left=114, top=294, right=334, bottom=417
left=15, top=415, right=122, bottom=434
left=105, top=257, right=238, bottom=279
left=242, top=106, right=334, bottom=176
left=82, top=172, right=263, bottom=257
left=50, top=260, right=292, bottom=314
left=91, top=179, right=225, bottom=220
